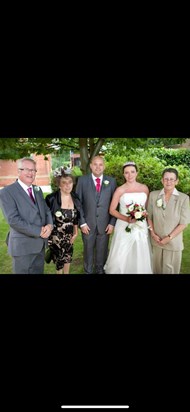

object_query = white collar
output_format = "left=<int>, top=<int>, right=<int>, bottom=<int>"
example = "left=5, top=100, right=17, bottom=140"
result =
left=92, top=174, right=103, bottom=183
left=159, top=187, right=179, bottom=196
left=18, top=179, right=33, bottom=193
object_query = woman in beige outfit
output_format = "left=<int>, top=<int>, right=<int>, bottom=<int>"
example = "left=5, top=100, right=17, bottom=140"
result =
left=147, top=168, right=190, bottom=274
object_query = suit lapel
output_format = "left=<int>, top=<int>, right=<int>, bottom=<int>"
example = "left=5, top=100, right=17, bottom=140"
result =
left=32, top=185, right=44, bottom=219
left=89, top=175, right=97, bottom=200
left=15, top=181, right=37, bottom=209
left=99, top=175, right=108, bottom=197
left=90, top=175, right=109, bottom=201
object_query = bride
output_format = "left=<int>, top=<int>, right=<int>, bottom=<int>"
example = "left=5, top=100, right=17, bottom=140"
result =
left=104, top=162, right=153, bottom=274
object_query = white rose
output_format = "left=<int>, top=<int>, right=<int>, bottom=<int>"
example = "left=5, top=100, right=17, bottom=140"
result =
left=55, top=211, right=62, bottom=217
left=134, top=211, right=142, bottom=219
left=103, top=180, right=110, bottom=185
left=156, top=199, right=163, bottom=207
left=128, top=204, right=134, bottom=212
left=34, top=185, right=40, bottom=192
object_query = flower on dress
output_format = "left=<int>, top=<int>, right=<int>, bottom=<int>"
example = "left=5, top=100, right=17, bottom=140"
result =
left=156, top=198, right=163, bottom=207
left=34, top=185, right=40, bottom=192
left=125, top=202, right=148, bottom=233
left=103, top=180, right=110, bottom=186
left=156, top=198, right=166, bottom=210
left=55, top=210, right=62, bottom=217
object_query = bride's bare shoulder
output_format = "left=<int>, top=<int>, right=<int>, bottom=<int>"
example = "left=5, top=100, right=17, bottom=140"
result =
left=116, top=185, right=126, bottom=195
left=138, top=183, right=149, bottom=194
left=112, top=185, right=126, bottom=200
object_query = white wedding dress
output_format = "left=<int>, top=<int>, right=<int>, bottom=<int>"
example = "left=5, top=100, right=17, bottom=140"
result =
left=104, top=192, right=153, bottom=274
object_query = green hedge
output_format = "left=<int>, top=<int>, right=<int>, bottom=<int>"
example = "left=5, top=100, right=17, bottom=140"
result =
left=147, top=147, right=190, bottom=168
left=49, top=148, right=190, bottom=195
left=104, top=150, right=190, bottom=195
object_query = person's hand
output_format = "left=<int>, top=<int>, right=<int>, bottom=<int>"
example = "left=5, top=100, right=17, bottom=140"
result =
left=105, top=224, right=114, bottom=234
left=46, top=224, right=53, bottom=231
left=40, top=224, right=52, bottom=238
left=151, top=232, right=161, bottom=243
left=159, top=236, right=171, bottom=246
left=128, top=216, right=136, bottom=224
left=70, top=233, right=78, bottom=244
left=81, top=224, right=91, bottom=235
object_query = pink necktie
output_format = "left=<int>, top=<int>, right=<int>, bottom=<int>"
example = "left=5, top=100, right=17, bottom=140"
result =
left=27, top=187, right=35, bottom=203
left=95, top=177, right=101, bottom=193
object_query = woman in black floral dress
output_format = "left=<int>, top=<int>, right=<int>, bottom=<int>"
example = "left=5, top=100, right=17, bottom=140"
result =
left=45, top=170, right=81, bottom=274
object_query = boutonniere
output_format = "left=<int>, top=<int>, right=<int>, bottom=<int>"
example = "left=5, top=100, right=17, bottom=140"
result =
left=103, top=180, right=110, bottom=186
left=34, top=185, right=40, bottom=192
left=156, top=198, right=166, bottom=210
left=55, top=210, right=62, bottom=217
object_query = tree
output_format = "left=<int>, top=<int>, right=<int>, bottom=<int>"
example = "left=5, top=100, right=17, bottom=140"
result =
left=0, top=137, right=187, bottom=174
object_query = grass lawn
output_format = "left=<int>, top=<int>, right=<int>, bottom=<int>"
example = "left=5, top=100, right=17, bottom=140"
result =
left=0, top=208, right=189, bottom=274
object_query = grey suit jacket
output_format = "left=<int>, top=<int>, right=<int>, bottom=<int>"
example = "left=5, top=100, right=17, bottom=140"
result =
left=75, top=174, right=117, bottom=234
left=0, top=181, right=53, bottom=256
left=147, top=189, right=190, bottom=251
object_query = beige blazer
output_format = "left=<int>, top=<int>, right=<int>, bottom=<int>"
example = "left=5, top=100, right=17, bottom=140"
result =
left=147, top=189, right=190, bottom=251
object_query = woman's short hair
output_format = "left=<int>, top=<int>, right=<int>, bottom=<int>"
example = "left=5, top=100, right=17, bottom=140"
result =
left=162, top=168, right=179, bottom=179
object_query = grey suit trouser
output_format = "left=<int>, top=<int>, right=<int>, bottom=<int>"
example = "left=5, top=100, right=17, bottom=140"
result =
left=12, top=246, right=45, bottom=274
left=82, top=228, right=109, bottom=274
left=152, top=246, right=182, bottom=274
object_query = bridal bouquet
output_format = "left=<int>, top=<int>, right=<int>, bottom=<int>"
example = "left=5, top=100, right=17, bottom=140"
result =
left=125, top=202, right=148, bottom=233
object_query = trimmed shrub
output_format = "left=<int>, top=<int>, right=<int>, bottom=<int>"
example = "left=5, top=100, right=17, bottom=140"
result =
left=104, top=152, right=190, bottom=195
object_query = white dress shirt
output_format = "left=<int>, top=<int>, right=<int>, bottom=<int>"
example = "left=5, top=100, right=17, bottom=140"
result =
left=18, top=179, right=35, bottom=198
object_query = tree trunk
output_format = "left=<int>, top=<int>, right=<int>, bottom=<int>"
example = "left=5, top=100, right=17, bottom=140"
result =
left=79, top=138, right=106, bottom=174
left=79, top=138, right=89, bottom=174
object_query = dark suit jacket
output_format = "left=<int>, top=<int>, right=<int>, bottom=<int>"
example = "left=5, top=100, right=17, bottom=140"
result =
left=0, top=181, right=53, bottom=256
left=75, top=174, right=117, bottom=234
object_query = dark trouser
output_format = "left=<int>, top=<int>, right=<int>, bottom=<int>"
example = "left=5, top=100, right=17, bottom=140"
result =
left=12, top=246, right=45, bottom=274
left=82, top=228, right=109, bottom=274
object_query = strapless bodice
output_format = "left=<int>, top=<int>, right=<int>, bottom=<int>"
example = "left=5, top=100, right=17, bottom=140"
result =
left=119, top=192, right=147, bottom=215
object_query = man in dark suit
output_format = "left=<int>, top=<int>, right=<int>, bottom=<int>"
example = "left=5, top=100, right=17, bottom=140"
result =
left=0, top=157, right=53, bottom=274
left=76, top=155, right=117, bottom=274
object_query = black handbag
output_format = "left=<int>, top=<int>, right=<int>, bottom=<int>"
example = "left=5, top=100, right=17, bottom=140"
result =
left=45, top=248, right=53, bottom=264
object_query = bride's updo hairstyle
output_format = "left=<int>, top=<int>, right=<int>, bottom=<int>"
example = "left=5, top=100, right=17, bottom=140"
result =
left=123, top=161, right=138, bottom=172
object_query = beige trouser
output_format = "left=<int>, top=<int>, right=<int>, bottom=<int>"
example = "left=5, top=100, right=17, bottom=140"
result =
left=152, top=246, right=182, bottom=274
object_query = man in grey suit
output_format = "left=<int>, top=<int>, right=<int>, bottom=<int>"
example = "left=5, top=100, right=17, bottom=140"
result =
left=75, top=155, right=117, bottom=274
left=0, top=157, right=53, bottom=274
left=147, top=167, right=190, bottom=274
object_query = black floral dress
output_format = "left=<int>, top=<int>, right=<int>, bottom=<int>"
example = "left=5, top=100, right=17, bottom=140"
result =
left=48, top=208, right=78, bottom=270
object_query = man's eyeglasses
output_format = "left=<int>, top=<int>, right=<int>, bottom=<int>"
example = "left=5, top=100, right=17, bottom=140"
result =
left=19, top=168, right=37, bottom=173
left=163, top=178, right=176, bottom=182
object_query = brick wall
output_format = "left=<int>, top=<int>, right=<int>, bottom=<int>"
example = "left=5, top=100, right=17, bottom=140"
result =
left=0, top=154, right=52, bottom=188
